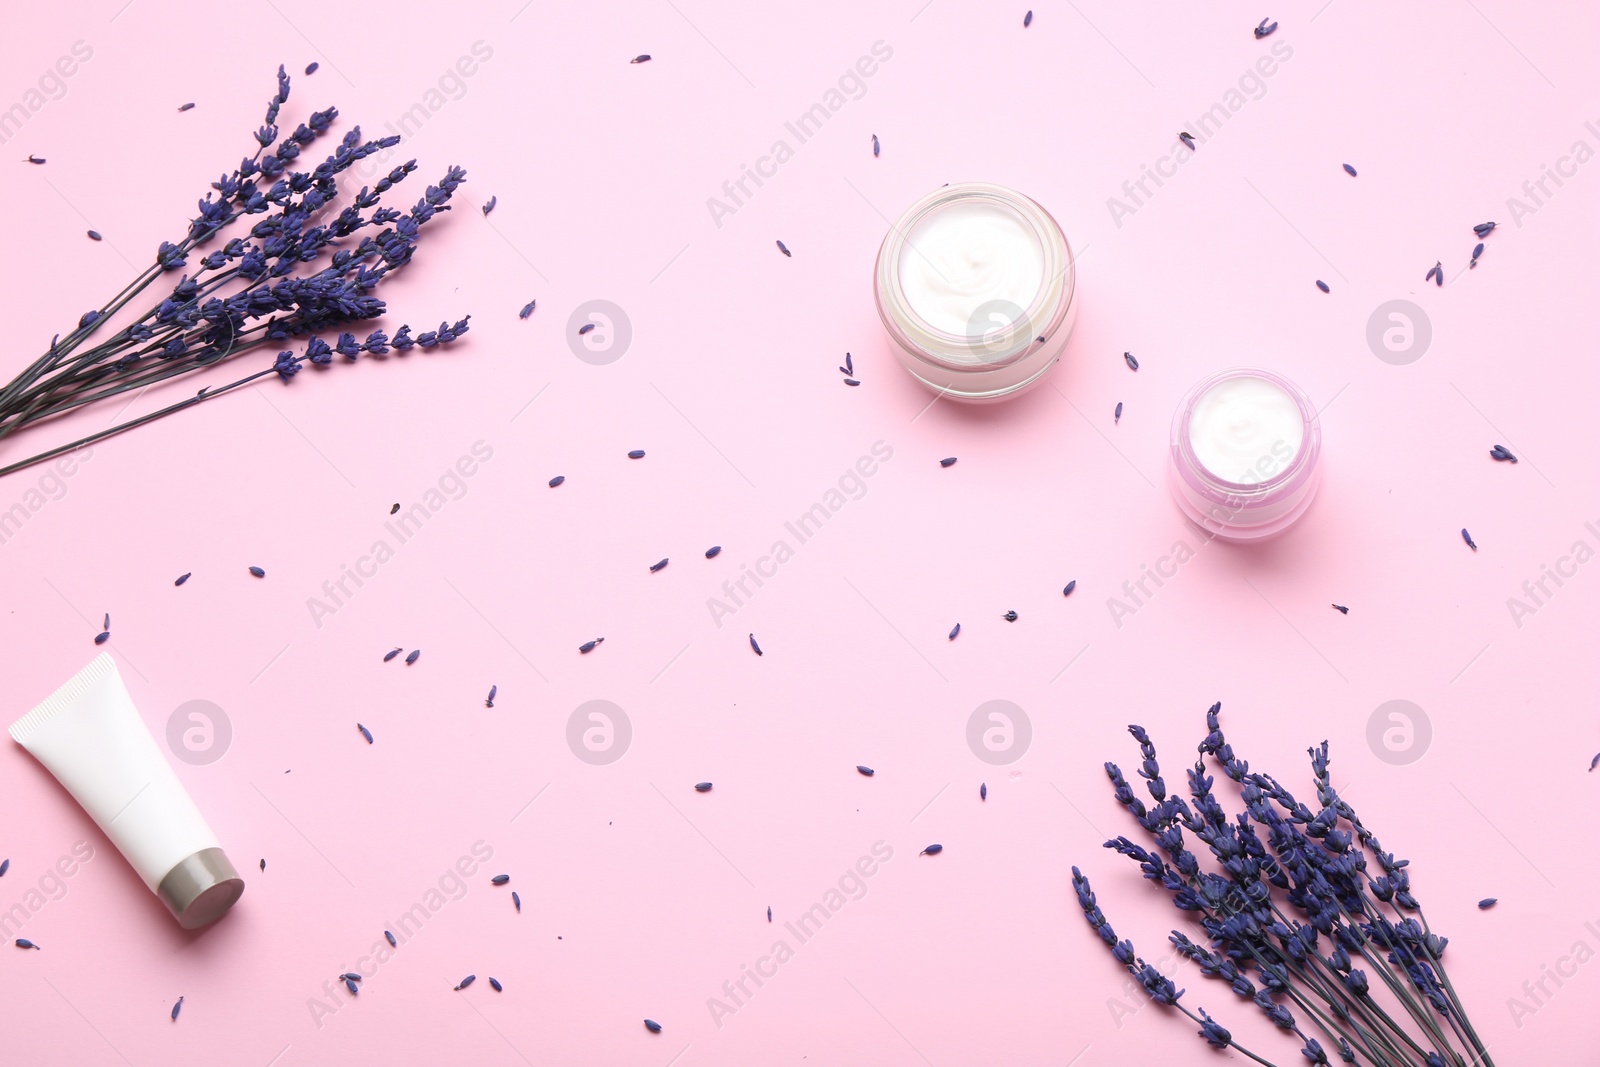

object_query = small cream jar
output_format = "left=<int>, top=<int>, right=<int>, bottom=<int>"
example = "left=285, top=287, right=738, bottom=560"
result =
left=874, top=182, right=1077, bottom=402
left=1168, top=369, right=1322, bottom=542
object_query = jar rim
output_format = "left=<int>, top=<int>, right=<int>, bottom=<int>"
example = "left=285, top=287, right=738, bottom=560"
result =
left=875, top=182, right=1076, bottom=373
left=1171, top=368, right=1320, bottom=498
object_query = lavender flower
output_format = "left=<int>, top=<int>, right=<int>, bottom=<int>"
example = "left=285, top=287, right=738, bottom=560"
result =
left=1079, top=705, right=1494, bottom=1067
left=0, top=68, right=469, bottom=479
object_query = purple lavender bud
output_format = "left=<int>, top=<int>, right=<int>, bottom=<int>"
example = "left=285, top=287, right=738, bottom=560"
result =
left=1196, top=1009, right=1231, bottom=1048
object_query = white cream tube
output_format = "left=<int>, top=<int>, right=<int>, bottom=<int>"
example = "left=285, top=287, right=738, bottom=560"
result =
left=10, top=654, right=243, bottom=928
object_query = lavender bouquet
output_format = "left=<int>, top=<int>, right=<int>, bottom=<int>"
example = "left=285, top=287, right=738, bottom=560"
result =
left=0, top=65, right=468, bottom=478
left=1073, top=705, right=1491, bottom=1067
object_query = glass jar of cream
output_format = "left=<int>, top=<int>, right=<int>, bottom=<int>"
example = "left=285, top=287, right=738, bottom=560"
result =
left=1168, top=368, right=1322, bottom=542
left=875, top=182, right=1077, bottom=402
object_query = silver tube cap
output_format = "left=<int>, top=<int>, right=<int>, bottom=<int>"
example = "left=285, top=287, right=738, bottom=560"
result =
left=157, top=848, right=245, bottom=929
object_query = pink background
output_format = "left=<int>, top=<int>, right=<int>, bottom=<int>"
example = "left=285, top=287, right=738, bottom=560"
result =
left=3, top=1, right=1599, bottom=1063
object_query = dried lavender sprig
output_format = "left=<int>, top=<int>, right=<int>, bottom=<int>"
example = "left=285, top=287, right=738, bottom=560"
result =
left=1203, top=793, right=1433, bottom=1067
left=1, top=164, right=465, bottom=451
left=1301, top=747, right=1488, bottom=1064
left=1235, top=775, right=1444, bottom=1064
left=1096, top=710, right=1486, bottom=1067
left=1099, top=829, right=1393, bottom=1065
left=1231, top=733, right=1482, bottom=1065
left=0, top=319, right=469, bottom=479
left=1130, top=829, right=1406, bottom=1065
left=1, top=69, right=457, bottom=455
left=3, top=152, right=436, bottom=422
left=30, top=166, right=418, bottom=376
left=10, top=80, right=337, bottom=382
left=1073, top=867, right=1280, bottom=1066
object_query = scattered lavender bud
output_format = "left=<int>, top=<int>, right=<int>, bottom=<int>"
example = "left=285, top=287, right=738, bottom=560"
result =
left=767, top=906, right=772, bottom=922
left=843, top=378, right=860, bottom=386
left=519, top=299, right=537, bottom=319
left=1114, top=402, right=1122, bottom=423
left=386, top=931, right=397, bottom=947
left=1316, top=280, right=1330, bottom=293
left=248, top=566, right=265, bottom=577
left=871, top=134, right=880, bottom=157
left=1343, top=163, right=1357, bottom=176
left=1024, top=9, right=1033, bottom=26
left=921, top=844, right=943, bottom=856
left=304, top=62, right=319, bottom=74
left=175, top=572, right=191, bottom=586
left=15, top=939, right=39, bottom=949
left=1063, top=580, right=1077, bottom=596
left=455, top=975, right=476, bottom=991
left=491, top=874, right=510, bottom=885
left=171, top=996, right=183, bottom=1020
left=694, top=782, right=713, bottom=792
left=1003, top=610, right=1018, bottom=621
left=178, top=103, right=195, bottom=112
left=749, top=633, right=763, bottom=656
left=1179, top=132, right=1196, bottom=151
left=1254, top=18, right=1278, bottom=38
left=486, top=685, right=497, bottom=708
left=775, top=239, right=791, bottom=257
left=1425, top=261, right=1442, bottom=284
left=357, top=723, right=374, bottom=744
left=1477, top=898, right=1497, bottom=909
left=1124, top=351, right=1139, bottom=371
left=1490, top=444, right=1517, bottom=463
left=649, top=558, right=669, bottom=572
left=980, top=783, right=987, bottom=801
left=856, top=765, right=875, bottom=777
left=87, top=230, right=102, bottom=242
left=579, top=640, right=599, bottom=654
left=481, top=196, right=497, bottom=216
left=940, top=457, right=957, bottom=467
left=948, top=623, right=961, bottom=640
left=390, top=503, right=400, bottom=514
left=845, top=353, right=854, bottom=375
left=405, top=649, right=420, bottom=665
left=384, top=647, right=403, bottom=662
left=705, top=546, right=722, bottom=558
left=1474, top=221, right=1497, bottom=238
left=1473, top=242, right=1484, bottom=260
left=644, top=1019, right=663, bottom=1033
left=489, top=977, right=503, bottom=992
left=341, top=973, right=361, bottom=983
left=260, top=859, right=266, bottom=871
left=578, top=323, right=596, bottom=335
left=344, top=977, right=358, bottom=995
left=512, top=891, right=522, bottom=912
left=0, top=859, right=8, bottom=877
left=25, top=155, right=45, bottom=164
left=104, top=613, right=110, bottom=630
left=628, top=449, right=646, bottom=458
left=94, top=631, right=109, bottom=645
left=1332, top=604, right=1349, bottom=614
left=631, top=55, right=652, bottom=64
left=549, top=475, right=566, bottom=487
left=1462, top=528, right=1477, bottom=551
left=1589, top=753, right=1600, bottom=772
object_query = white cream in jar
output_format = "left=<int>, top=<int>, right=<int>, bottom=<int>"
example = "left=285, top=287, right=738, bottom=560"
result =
left=898, top=201, right=1045, bottom=337
left=1187, top=374, right=1305, bottom=484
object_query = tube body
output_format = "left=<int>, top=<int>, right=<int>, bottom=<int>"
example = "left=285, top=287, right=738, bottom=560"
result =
left=10, top=654, right=242, bottom=927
